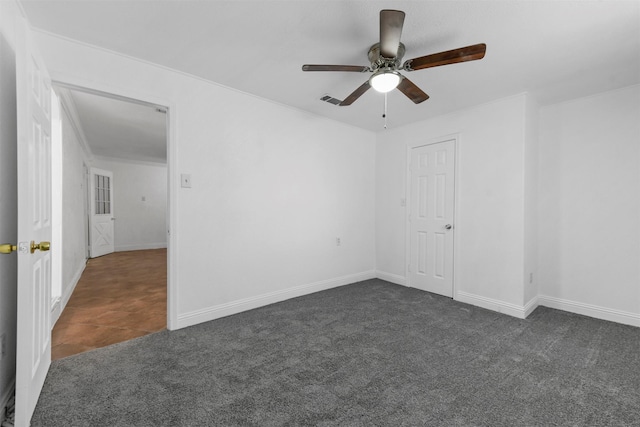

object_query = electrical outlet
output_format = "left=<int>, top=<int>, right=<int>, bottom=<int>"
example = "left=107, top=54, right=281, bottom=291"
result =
left=336, top=237, right=341, bottom=246
left=0, top=333, right=6, bottom=360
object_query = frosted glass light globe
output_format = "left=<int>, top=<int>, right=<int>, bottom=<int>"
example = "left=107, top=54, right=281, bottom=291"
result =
left=370, top=71, right=401, bottom=93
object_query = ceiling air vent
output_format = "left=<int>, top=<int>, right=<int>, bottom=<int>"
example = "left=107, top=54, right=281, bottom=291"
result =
left=320, top=95, right=342, bottom=106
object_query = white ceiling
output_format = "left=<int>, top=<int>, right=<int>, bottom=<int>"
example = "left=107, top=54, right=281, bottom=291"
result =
left=22, top=0, right=640, bottom=133
left=57, top=87, right=167, bottom=163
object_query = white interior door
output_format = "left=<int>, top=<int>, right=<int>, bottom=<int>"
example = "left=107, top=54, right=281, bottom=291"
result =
left=89, top=167, right=114, bottom=258
left=408, top=140, right=455, bottom=297
left=15, top=19, right=53, bottom=427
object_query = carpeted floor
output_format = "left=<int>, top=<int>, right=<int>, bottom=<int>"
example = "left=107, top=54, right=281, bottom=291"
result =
left=32, top=280, right=639, bottom=426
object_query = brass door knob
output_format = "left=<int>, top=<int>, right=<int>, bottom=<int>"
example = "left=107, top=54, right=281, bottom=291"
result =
left=0, top=244, right=17, bottom=254
left=30, top=241, right=51, bottom=254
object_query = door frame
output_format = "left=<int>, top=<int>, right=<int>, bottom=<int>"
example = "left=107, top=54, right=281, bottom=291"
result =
left=51, top=78, right=178, bottom=331
left=83, top=162, right=90, bottom=258
left=405, top=134, right=461, bottom=299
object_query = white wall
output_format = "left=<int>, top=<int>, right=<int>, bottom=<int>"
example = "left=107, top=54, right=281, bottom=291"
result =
left=34, top=31, right=377, bottom=329
left=23, top=10, right=639, bottom=343
left=538, top=85, right=640, bottom=326
left=523, top=94, right=539, bottom=306
left=0, top=0, right=19, bottom=411
left=92, top=158, right=167, bottom=252
left=376, top=94, right=532, bottom=315
left=58, top=105, right=89, bottom=311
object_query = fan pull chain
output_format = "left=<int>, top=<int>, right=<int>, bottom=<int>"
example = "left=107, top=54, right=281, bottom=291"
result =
left=383, top=92, right=388, bottom=129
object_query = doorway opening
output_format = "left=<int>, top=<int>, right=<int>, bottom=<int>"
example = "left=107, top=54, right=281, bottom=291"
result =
left=50, top=84, right=170, bottom=359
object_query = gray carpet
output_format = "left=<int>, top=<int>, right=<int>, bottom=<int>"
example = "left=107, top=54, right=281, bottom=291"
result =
left=32, top=280, right=639, bottom=426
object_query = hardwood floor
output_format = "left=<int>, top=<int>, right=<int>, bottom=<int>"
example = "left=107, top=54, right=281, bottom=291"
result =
left=52, top=249, right=166, bottom=360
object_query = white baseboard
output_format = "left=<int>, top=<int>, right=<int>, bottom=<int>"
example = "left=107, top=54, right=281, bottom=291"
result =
left=115, top=242, right=167, bottom=252
left=375, top=270, right=407, bottom=286
left=52, top=261, right=86, bottom=326
left=455, top=291, right=530, bottom=319
left=176, top=275, right=639, bottom=330
left=377, top=277, right=538, bottom=319
left=538, top=295, right=640, bottom=328
left=176, top=270, right=377, bottom=329
left=455, top=292, right=639, bottom=327
left=523, top=296, right=539, bottom=318
left=62, top=261, right=85, bottom=309
left=51, top=297, right=61, bottom=325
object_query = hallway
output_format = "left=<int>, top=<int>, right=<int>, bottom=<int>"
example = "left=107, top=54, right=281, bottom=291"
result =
left=52, top=249, right=167, bottom=359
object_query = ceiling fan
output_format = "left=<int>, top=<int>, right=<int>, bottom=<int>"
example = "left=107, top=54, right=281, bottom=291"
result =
left=302, top=10, right=486, bottom=106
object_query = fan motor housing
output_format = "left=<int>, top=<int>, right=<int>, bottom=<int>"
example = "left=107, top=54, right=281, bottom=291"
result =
left=368, top=42, right=405, bottom=70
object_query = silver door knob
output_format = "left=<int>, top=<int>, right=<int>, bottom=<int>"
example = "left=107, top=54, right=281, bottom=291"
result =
left=444, top=224, right=453, bottom=230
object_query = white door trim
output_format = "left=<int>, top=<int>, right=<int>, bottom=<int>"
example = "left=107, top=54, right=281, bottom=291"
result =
left=405, top=134, right=461, bottom=298
left=50, top=78, right=178, bottom=331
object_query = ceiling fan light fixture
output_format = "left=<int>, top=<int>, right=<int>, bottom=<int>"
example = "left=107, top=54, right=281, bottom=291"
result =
left=369, top=70, right=401, bottom=93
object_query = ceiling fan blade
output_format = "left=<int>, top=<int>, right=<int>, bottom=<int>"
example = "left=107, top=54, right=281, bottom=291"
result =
left=302, top=64, right=369, bottom=72
left=397, top=76, right=429, bottom=104
left=339, top=81, right=371, bottom=106
left=403, top=43, right=487, bottom=71
left=379, top=10, right=405, bottom=58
